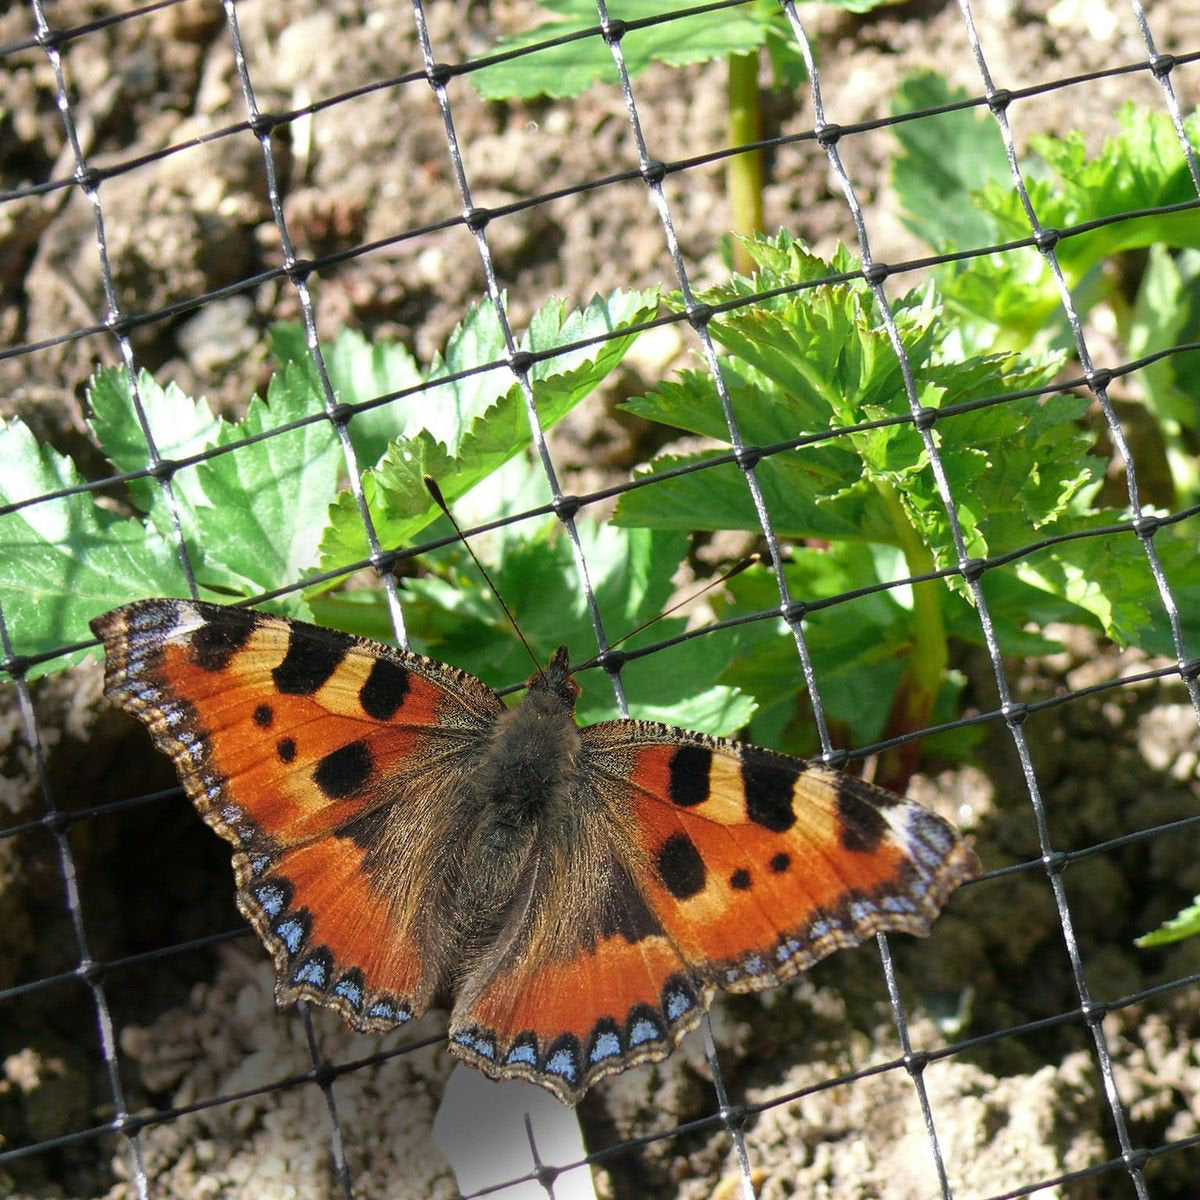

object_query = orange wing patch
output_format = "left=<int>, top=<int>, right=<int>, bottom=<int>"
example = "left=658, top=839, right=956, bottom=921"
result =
left=585, top=723, right=981, bottom=991
left=238, top=835, right=428, bottom=1029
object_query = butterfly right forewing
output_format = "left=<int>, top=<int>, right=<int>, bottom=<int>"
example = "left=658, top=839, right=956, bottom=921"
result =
left=581, top=719, right=981, bottom=993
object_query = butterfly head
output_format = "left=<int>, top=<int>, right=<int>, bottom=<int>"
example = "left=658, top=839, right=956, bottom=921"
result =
left=524, top=645, right=579, bottom=712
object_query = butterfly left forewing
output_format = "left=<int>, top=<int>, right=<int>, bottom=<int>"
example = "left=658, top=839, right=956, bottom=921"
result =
left=91, top=598, right=504, bottom=1030
left=581, top=720, right=981, bottom=992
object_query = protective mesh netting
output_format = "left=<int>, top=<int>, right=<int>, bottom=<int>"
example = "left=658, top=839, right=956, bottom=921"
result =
left=1, top=1, right=1198, bottom=1197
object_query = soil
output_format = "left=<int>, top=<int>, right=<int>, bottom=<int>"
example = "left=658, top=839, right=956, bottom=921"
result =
left=1, top=0, right=1198, bottom=1198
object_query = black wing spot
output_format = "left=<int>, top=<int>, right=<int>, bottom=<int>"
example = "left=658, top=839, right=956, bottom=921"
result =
left=742, top=754, right=797, bottom=832
left=769, top=851, right=790, bottom=873
left=334, top=804, right=390, bottom=854
left=359, top=657, right=411, bottom=720
left=277, top=737, right=297, bottom=763
left=272, top=628, right=354, bottom=695
left=656, top=832, right=706, bottom=900
left=668, top=744, right=711, bottom=807
left=189, top=607, right=257, bottom=672
left=729, top=867, right=752, bottom=890
left=252, top=703, right=274, bottom=728
left=313, top=740, right=372, bottom=799
left=598, top=860, right=661, bottom=944
left=837, top=782, right=889, bottom=853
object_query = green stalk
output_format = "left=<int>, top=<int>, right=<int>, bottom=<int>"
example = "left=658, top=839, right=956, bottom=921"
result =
left=727, top=52, right=764, bottom=276
left=875, top=479, right=948, bottom=787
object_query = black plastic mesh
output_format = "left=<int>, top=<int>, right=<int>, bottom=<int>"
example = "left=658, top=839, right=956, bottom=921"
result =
left=1, top=1, right=1198, bottom=1197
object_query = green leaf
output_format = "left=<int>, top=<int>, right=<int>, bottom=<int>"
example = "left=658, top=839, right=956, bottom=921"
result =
left=1011, top=519, right=1160, bottom=650
left=974, top=104, right=1200, bottom=281
left=934, top=249, right=1060, bottom=352
left=1126, top=247, right=1200, bottom=503
left=184, top=364, right=342, bottom=596
left=714, top=544, right=917, bottom=753
left=319, top=289, right=658, bottom=571
left=889, top=71, right=1011, bottom=252
left=88, top=367, right=229, bottom=531
left=1136, top=896, right=1200, bottom=948
left=90, top=361, right=340, bottom=603
left=616, top=238, right=1064, bottom=574
left=1128, top=247, right=1200, bottom=431
left=613, top=448, right=897, bottom=543
left=271, top=324, right=424, bottom=468
left=0, top=417, right=190, bottom=677
left=470, top=0, right=785, bottom=101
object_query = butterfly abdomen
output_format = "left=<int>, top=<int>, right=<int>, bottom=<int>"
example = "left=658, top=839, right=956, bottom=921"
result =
left=436, top=687, right=586, bottom=962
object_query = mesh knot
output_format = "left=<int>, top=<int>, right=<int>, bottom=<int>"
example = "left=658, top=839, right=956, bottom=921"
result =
left=464, top=206, right=491, bottom=232
left=602, top=18, right=627, bottom=43
left=1034, top=227, right=1060, bottom=253
left=640, top=159, right=666, bottom=186
left=507, top=349, right=534, bottom=375
left=987, top=88, right=1013, bottom=114
left=552, top=493, right=581, bottom=522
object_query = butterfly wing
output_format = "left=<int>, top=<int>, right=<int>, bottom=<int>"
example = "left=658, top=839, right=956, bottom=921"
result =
left=447, top=844, right=706, bottom=1106
left=90, top=598, right=504, bottom=1030
left=581, top=719, right=981, bottom=992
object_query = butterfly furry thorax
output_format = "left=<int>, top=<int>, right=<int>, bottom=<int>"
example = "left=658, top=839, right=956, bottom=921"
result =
left=91, top=599, right=981, bottom=1105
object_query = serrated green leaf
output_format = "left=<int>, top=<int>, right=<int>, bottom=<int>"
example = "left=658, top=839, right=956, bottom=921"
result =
left=0, top=417, right=190, bottom=676
left=889, top=71, right=1011, bottom=252
left=319, top=289, right=657, bottom=571
left=87, top=362, right=338, bottom=605
left=87, top=367, right=229, bottom=529
left=935, top=248, right=1061, bottom=352
left=185, top=364, right=341, bottom=596
left=613, top=450, right=897, bottom=542
left=1012, top=520, right=1160, bottom=649
left=1136, top=896, right=1200, bottom=947
left=974, top=104, right=1200, bottom=281
left=470, top=0, right=783, bottom=101
left=271, top=324, right=424, bottom=468
left=319, top=430, right=458, bottom=573
left=619, top=240, right=1063, bottom=576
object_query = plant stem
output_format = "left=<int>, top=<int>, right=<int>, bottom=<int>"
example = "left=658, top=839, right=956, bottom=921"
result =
left=727, top=52, right=764, bottom=276
left=875, top=478, right=949, bottom=788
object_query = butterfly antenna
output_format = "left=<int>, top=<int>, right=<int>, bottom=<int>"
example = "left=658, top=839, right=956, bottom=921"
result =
left=574, top=554, right=761, bottom=671
left=423, top=477, right=545, bottom=678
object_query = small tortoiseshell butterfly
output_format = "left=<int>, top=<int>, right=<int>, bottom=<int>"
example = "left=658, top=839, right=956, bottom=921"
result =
left=91, top=599, right=980, bottom=1104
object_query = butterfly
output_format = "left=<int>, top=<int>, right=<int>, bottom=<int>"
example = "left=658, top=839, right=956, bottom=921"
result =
left=90, top=598, right=980, bottom=1104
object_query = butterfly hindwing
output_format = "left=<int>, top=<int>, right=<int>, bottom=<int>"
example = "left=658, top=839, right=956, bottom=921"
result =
left=447, top=850, right=706, bottom=1105
left=581, top=721, right=981, bottom=991
left=90, top=598, right=505, bottom=1028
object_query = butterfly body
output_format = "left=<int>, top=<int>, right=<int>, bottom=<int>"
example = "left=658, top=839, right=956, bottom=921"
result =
left=91, top=599, right=981, bottom=1104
